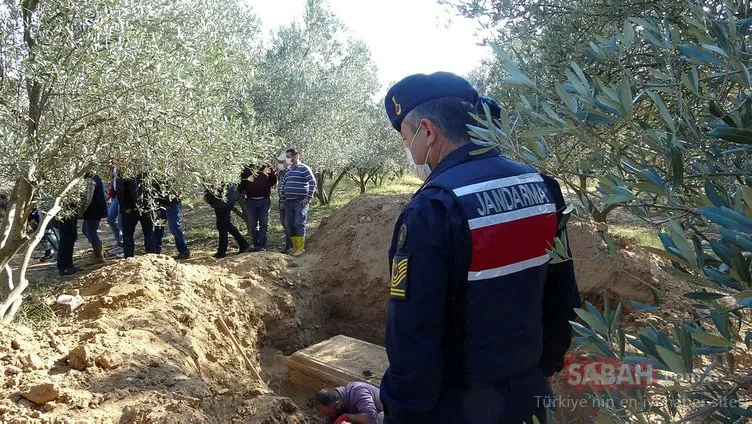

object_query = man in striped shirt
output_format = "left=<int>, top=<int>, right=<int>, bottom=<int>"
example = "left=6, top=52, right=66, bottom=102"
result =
left=280, top=148, right=316, bottom=256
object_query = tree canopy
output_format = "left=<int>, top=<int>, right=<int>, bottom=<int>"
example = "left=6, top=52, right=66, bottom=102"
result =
left=250, top=0, right=397, bottom=204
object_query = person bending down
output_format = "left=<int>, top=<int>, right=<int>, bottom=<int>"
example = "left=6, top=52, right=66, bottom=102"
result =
left=313, top=382, right=384, bottom=424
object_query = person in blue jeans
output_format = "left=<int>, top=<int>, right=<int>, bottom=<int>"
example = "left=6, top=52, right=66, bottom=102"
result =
left=106, top=197, right=123, bottom=248
left=106, top=160, right=123, bottom=249
left=240, top=163, right=277, bottom=251
left=117, top=173, right=157, bottom=258
left=153, top=182, right=191, bottom=259
left=154, top=200, right=191, bottom=259
left=280, top=148, right=316, bottom=257
left=79, top=173, right=108, bottom=263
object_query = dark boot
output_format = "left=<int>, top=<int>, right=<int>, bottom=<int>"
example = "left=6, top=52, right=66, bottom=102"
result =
left=237, top=241, right=250, bottom=254
left=59, top=267, right=79, bottom=276
left=40, top=250, right=55, bottom=262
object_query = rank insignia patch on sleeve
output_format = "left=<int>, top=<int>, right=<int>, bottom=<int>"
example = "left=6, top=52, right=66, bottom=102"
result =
left=397, top=223, right=408, bottom=250
left=390, top=255, right=408, bottom=299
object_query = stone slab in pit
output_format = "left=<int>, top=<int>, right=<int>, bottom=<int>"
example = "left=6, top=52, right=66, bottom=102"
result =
left=287, top=335, right=388, bottom=390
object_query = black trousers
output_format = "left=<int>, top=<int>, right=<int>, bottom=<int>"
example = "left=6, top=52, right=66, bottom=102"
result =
left=121, top=211, right=156, bottom=258
left=215, top=207, right=247, bottom=254
left=56, top=216, right=78, bottom=272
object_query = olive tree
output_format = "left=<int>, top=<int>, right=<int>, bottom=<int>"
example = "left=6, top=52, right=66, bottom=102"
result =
left=346, top=104, right=404, bottom=193
left=251, top=0, right=381, bottom=204
left=453, top=0, right=696, bottom=222
left=0, top=0, right=267, bottom=323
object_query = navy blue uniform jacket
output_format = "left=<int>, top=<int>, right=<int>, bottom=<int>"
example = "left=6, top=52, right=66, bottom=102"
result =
left=380, top=143, right=580, bottom=423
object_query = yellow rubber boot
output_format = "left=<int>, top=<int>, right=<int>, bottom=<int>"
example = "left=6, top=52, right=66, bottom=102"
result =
left=289, top=236, right=300, bottom=255
left=291, top=236, right=305, bottom=257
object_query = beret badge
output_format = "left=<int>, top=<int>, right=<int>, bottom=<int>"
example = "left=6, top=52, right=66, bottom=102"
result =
left=391, top=96, right=402, bottom=116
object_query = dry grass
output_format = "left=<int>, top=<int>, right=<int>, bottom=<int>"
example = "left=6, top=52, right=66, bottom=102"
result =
left=609, top=225, right=661, bottom=249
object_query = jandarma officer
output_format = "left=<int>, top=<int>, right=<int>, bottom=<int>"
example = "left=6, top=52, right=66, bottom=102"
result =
left=379, top=71, right=581, bottom=423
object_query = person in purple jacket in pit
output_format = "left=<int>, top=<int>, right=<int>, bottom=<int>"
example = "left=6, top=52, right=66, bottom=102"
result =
left=313, top=382, right=384, bottom=424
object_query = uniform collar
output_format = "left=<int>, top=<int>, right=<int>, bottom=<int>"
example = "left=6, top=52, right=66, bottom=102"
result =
left=418, top=142, right=501, bottom=190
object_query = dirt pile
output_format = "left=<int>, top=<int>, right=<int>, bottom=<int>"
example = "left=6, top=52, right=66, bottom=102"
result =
left=568, top=222, right=688, bottom=304
left=0, top=254, right=314, bottom=423
left=307, top=195, right=408, bottom=344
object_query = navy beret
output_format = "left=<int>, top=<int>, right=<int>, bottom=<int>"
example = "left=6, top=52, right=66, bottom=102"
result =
left=384, top=71, right=479, bottom=131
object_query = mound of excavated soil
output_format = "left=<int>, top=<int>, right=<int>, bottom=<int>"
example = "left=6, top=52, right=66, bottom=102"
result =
left=307, top=195, right=408, bottom=345
left=308, top=194, right=691, bottom=345
left=0, top=254, right=314, bottom=423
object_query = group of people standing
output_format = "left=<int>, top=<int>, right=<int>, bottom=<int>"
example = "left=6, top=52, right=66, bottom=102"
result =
left=28, top=172, right=112, bottom=276
left=38, top=165, right=194, bottom=275
left=208, top=147, right=317, bottom=258
left=31, top=147, right=317, bottom=275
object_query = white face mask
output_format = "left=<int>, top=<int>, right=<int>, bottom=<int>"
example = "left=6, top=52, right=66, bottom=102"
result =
left=277, top=154, right=290, bottom=171
left=405, top=126, right=432, bottom=181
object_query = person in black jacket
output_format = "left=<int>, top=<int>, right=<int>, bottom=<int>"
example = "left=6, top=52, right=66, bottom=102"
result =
left=56, top=202, right=81, bottom=276
left=79, top=172, right=109, bottom=263
left=204, top=184, right=249, bottom=258
left=378, top=73, right=580, bottom=423
left=116, top=172, right=157, bottom=258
